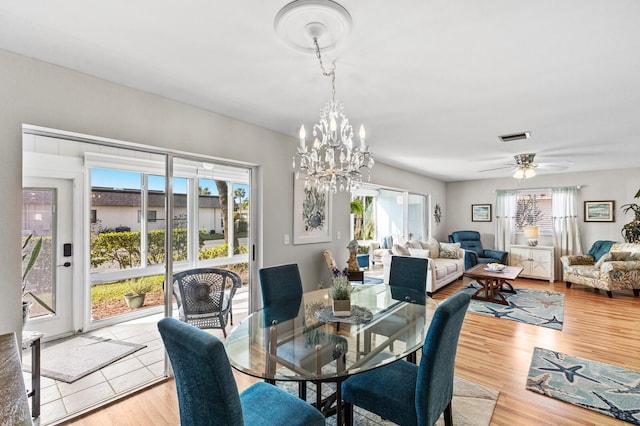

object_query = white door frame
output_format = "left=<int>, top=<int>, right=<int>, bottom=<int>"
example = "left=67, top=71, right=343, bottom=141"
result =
left=24, top=154, right=85, bottom=339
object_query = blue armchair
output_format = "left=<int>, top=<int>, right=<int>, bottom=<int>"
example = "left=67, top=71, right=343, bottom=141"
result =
left=157, top=317, right=325, bottom=426
left=341, top=292, right=471, bottom=426
left=449, top=230, right=508, bottom=270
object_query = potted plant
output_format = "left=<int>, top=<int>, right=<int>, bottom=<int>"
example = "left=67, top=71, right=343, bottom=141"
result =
left=22, top=234, right=54, bottom=325
left=621, top=189, right=640, bottom=243
left=330, top=267, right=352, bottom=316
left=124, top=277, right=155, bottom=309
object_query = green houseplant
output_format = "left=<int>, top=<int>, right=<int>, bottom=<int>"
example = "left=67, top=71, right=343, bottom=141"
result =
left=22, top=234, right=55, bottom=324
left=621, top=189, right=640, bottom=243
left=124, top=277, right=155, bottom=309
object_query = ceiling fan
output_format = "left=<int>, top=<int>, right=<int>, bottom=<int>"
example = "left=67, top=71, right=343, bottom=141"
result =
left=478, top=153, right=572, bottom=179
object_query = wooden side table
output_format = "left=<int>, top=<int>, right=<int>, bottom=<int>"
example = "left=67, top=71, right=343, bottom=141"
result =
left=22, top=331, right=43, bottom=419
left=347, top=269, right=365, bottom=284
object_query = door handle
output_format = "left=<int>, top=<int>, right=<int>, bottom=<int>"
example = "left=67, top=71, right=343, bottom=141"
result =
left=57, top=262, right=71, bottom=267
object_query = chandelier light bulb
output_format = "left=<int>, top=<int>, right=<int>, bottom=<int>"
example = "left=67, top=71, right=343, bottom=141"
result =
left=330, top=116, right=337, bottom=132
left=298, top=125, right=306, bottom=149
left=359, top=124, right=366, bottom=150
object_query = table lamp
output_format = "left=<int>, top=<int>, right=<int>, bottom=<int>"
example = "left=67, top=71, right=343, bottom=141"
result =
left=524, top=225, right=539, bottom=246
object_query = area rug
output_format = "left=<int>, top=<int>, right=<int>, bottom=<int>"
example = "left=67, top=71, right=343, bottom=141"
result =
left=277, top=375, right=498, bottom=425
left=363, top=276, right=383, bottom=284
left=23, top=335, right=146, bottom=383
left=457, top=282, right=564, bottom=330
left=527, top=347, right=640, bottom=425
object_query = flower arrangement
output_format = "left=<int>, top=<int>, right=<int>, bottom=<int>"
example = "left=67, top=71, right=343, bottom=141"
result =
left=330, top=267, right=351, bottom=300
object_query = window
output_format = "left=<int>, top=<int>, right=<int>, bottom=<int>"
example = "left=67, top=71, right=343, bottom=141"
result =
left=90, top=209, right=97, bottom=224
left=515, top=191, right=552, bottom=232
left=137, top=210, right=157, bottom=222
left=352, top=186, right=428, bottom=243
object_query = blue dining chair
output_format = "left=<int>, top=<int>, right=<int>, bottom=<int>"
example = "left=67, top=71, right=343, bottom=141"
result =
left=389, top=255, right=429, bottom=292
left=341, top=292, right=471, bottom=426
left=371, top=255, right=429, bottom=363
left=259, top=263, right=348, bottom=405
left=158, top=317, right=325, bottom=426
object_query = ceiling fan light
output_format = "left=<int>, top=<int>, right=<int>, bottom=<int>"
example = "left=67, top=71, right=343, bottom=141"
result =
left=512, top=168, right=525, bottom=179
left=524, top=167, right=536, bottom=178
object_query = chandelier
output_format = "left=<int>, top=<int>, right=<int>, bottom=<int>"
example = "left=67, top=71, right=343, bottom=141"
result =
left=276, top=0, right=374, bottom=193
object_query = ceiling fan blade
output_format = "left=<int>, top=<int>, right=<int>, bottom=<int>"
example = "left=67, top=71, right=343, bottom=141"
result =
left=477, top=165, right=515, bottom=173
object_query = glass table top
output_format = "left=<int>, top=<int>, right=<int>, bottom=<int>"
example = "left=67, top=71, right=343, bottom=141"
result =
left=224, top=284, right=438, bottom=382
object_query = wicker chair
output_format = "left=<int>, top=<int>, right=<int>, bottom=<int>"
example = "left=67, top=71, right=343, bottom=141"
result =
left=172, top=268, right=242, bottom=337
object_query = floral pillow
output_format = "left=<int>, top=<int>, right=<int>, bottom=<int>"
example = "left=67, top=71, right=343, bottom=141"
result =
left=439, top=242, right=461, bottom=259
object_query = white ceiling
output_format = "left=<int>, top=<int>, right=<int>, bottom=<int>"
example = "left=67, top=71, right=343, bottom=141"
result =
left=1, top=0, right=639, bottom=182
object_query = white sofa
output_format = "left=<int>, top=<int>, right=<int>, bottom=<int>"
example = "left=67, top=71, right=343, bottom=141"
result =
left=381, top=238, right=465, bottom=294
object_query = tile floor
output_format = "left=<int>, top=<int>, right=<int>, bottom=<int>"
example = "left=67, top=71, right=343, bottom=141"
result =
left=23, top=290, right=249, bottom=426
left=23, top=267, right=383, bottom=425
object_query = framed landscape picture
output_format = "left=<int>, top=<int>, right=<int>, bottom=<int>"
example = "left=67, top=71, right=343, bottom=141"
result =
left=472, top=204, right=492, bottom=222
left=293, top=177, right=332, bottom=244
left=584, top=201, right=615, bottom=222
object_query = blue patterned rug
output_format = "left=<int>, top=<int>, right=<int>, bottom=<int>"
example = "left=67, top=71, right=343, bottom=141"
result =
left=527, top=347, right=640, bottom=424
left=458, top=282, right=564, bottom=330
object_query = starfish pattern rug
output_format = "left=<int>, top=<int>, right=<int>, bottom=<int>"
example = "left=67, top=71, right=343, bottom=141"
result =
left=277, top=375, right=498, bottom=425
left=457, top=282, right=564, bottom=330
left=527, top=347, right=640, bottom=425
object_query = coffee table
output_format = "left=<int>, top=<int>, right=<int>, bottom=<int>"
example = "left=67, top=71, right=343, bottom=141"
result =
left=464, top=263, right=523, bottom=305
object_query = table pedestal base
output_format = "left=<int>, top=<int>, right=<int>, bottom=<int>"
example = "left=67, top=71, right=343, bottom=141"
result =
left=471, top=278, right=516, bottom=305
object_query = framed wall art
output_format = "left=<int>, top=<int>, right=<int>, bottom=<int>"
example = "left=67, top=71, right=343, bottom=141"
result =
left=471, top=204, right=492, bottom=222
left=584, top=201, right=615, bottom=222
left=293, top=177, right=332, bottom=244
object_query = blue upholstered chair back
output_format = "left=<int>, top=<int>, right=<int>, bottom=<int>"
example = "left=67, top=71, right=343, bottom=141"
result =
left=416, top=292, right=471, bottom=425
left=259, top=264, right=303, bottom=326
left=450, top=230, right=483, bottom=255
left=158, top=317, right=244, bottom=426
left=389, top=256, right=429, bottom=293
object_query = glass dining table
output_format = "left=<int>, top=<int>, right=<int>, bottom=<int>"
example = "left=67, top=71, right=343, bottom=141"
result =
left=224, top=284, right=439, bottom=424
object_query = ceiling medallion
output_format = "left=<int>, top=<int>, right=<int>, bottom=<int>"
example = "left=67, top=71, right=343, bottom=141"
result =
left=275, top=0, right=374, bottom=193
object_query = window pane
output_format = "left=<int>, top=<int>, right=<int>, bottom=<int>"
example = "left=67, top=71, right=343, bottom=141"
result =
left=408, top=194, right=426, bottom=241
left=171, top=177, right=188, bottom=262
left=352, top=195, right=375, bottom=240
left=233, top=183, right=249, bottom=253
left=90, top=169, right=142, bottom=272
left=22, top=189, right=55, bottom=318
left=198, top=178, right=227, bottom=259
left=515, top=192, right=552, bottom=232
left=377, top=189, right=404, bottom=240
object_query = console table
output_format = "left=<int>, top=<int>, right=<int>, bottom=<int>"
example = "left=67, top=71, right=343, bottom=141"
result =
left=0, top=332, right=32, bottom=425
left=22, top=331, right=43, bottom=419
left=509, top=245, right=555, bottom=282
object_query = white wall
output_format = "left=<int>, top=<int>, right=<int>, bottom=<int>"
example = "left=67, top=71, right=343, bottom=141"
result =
left=445, top=168, right=640, bottom=250
left=0, top=49, right=445, bottom=338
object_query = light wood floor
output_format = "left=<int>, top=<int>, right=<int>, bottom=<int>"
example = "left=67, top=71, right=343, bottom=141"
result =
left=66, top=277, right=639, bottom=425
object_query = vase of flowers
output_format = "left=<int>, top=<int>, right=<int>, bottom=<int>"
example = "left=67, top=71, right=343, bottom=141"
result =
left=330, top=267, right=352, bottom=317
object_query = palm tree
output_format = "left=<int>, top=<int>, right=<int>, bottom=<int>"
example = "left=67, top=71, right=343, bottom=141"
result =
left=215, top=181, right=240, bottom=254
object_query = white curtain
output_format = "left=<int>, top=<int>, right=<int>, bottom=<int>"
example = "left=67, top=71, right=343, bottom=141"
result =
left=495, top=190, right=518, bottom=251
left=552, top=186, right=583, bottom=279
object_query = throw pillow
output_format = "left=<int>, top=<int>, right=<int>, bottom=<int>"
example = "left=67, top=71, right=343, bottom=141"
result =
left=439, top=242, right=461, bottom=259
left=422, top=237, right=440, bottom=259
left=407, top=240, right=423, bottom=249
left=392, top=244, right=410, bottom=256
left=408, top=248, right=430, bottom=258
left=594, top=252, right=613, bottom=268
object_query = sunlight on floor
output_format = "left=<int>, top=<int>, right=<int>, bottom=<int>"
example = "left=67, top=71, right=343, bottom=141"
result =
left=23, top=290, right=249, bottom=425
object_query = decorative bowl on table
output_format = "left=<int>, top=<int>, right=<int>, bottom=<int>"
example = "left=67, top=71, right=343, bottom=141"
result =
left=486, top=263, right=506, bottom=272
